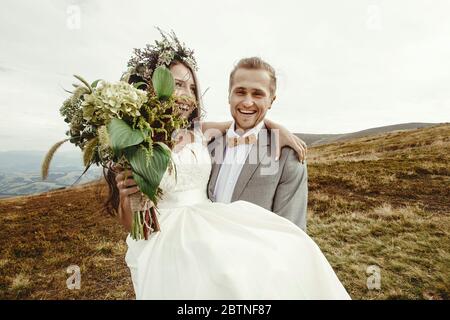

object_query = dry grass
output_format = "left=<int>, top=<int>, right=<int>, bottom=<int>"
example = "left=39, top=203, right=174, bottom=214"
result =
left=0, top=183, right=134, bottom=299
left=0, top=124, right=449, bottom=299
left=307, top=124, right=450, bottom=299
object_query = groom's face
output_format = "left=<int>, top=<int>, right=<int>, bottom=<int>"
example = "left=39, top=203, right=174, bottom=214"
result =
left=229, top=68, right=274, bottom=132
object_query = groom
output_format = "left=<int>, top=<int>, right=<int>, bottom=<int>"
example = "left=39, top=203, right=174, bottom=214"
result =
left=207, top=57, right=308, bottom=231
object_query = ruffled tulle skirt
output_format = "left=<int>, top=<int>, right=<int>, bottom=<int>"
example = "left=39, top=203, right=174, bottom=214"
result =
left=125, top=199, right=350, bottom=300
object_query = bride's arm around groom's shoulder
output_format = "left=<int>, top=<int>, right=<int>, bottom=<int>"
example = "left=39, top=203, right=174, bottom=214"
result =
left=199, top=119, right=307, bottom=161
left=272, top=147, right=308, bottom=232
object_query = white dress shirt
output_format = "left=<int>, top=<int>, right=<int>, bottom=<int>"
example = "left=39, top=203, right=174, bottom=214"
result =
left=213, top=121, right=265, bottom=203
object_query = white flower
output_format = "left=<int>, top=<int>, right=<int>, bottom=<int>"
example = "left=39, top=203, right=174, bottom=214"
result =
left=82, top=80, right=147, bottom=125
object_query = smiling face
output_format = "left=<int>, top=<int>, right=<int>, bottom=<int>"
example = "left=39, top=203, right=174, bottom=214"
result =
left=169, top=62, right=197, bottom=119
left=228, top=68, right=275, bottom=132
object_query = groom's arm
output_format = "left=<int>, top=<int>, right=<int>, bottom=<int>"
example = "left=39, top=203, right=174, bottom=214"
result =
left=272, top=148, right=308, bottom=231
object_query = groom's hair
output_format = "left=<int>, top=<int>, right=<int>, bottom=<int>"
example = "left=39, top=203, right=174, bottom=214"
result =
left=229, top=57, right=277, bottom=98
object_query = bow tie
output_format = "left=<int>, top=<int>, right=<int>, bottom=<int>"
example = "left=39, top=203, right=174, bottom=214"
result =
left=227, top=134, right=257, bottom=148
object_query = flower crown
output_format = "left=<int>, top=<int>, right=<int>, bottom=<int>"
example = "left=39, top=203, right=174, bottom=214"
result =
left=123, top=28, right=198, bottom=84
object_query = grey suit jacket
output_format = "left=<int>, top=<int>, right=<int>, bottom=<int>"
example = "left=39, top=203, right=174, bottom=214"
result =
left=207, top=125, right=308, bottom=231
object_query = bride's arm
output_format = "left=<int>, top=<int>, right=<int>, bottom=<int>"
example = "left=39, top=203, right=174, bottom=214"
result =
left=199, top=119, right=307, bottom=162
left=200, top=119, right=307, bottom=162
left=264, top=119, right=307, bottom=162
left=200, top=121, right=232, bottom=142
left=118, top=201, right=132, bottom=233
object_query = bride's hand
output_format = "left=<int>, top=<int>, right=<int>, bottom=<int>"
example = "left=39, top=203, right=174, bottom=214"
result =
left=264, top=119, right=307, bottom=162
left=172, top=129, right=195, bottom=153
left=112, top=164, right=155, bottom=232
left=113, top=165, right=140, bottom=228
left=114, top=165, right=140, bottom=200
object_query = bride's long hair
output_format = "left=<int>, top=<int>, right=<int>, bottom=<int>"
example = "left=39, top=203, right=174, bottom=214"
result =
left=103, top=60, right=203, bottom=216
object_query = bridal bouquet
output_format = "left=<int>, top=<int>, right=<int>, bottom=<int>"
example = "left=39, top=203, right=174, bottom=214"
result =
left=42, top=66, right=191, bottom=240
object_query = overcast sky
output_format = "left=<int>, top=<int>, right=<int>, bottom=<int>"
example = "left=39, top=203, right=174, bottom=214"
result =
left=1, top=0, right=449, bottom=151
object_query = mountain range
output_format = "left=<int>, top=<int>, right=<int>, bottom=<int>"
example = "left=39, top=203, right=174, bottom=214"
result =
left=0, top=150, right=102, bottom=198
left=0, top=122, right=442, bottom=197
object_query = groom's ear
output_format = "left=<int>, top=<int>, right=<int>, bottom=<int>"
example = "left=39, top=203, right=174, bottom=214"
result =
left=270, top=95, right=277, bottom=107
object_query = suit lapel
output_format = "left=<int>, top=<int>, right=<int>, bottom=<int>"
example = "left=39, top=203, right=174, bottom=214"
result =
left=231, top=125, right=271, bottom=202
left=207, top=134, right=227, bottom=200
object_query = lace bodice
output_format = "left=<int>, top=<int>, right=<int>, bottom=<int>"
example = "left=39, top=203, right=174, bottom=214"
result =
left=157, top=129, right=212, bottom=208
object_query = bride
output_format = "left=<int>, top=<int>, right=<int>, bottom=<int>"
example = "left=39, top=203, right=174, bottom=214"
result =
left=104, top=31, right=351, bottom=300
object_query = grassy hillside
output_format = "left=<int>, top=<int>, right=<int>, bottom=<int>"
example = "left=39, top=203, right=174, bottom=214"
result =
left=307, top=124, right=449, bottom=299
left=0, top=124, right=448, bottom=299
left=296, top=122, right=437, bottom=146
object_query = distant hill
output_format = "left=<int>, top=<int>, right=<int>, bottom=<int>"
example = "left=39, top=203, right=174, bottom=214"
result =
left=296, top=122, right=439, bottom=146
left=0, top=150, right=102, bottom=198
left=0, top=122, right=443, bottom=197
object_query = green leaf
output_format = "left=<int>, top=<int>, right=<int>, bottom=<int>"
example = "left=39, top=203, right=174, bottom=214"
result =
left=132, top=81, right=147, bottom=89
left=73, top=74, right=92, bottom=93
left=91, top=79, right=101, bottom=88
left=107, top=118, right=144, bottom=157
left=127, top=144, right=170, bottom=203
left=152, top=66, right=174, bottom=100
left=154, top=141, right=171, bottom=153
left=83, top=137, right=98, bottom=167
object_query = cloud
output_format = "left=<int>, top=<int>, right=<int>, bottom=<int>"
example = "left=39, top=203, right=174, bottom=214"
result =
left=0, top=66, right=13, bottom=73
left=1, top=0, right=449, bottom=149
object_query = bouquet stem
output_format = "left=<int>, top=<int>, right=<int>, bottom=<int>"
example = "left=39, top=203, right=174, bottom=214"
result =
left=129, top=192, right=161, bottom=240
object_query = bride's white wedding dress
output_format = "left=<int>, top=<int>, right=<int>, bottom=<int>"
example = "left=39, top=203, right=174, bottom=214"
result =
left=125, top=130, right=350, bottom=300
